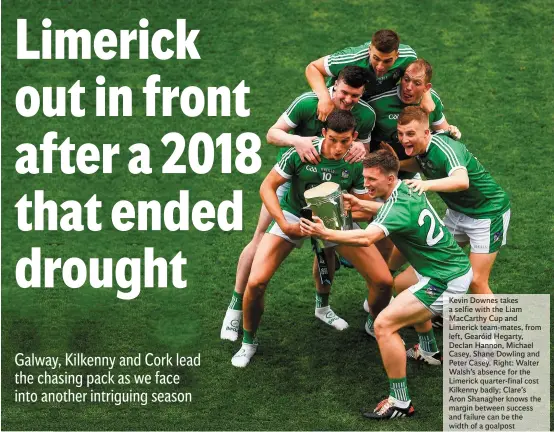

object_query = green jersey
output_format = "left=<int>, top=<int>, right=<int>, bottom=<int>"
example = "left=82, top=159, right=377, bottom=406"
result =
left=371, top=181, right=471, bottom=282
left=325, top=41, right=417, bottom=99
left=276, top=88, right=376, bottom=162
left=368, top=85, right=445, bottom=160
left=275, top=137, right=366, bottom=216
left=416, top=134, right=510, bottom=218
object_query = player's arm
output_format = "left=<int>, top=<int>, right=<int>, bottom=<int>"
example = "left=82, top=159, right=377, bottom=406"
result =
left=260, top=170, right=302, bottom=238
left=399, top=158, right=421, bottom=173
left=429, top=96, right=462, bottom=140
left=266, top=117, right=320, bottom=164
left=305, top=57, right=335, bottom=121
left=300, top=216, right=385, bottom=247
left=419, top=91, right=436, bottom=114
left=343, top=193, right=383, bottom=219
left=404, top=168, right=469, bottom=195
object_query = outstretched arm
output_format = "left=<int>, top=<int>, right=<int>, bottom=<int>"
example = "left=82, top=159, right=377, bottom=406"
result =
left=404, top=168, right=469, bottom=195
left=300, top=216, right=385, bottom=247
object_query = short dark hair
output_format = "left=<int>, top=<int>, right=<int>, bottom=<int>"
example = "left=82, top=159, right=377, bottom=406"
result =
left=363, top=147, right=399, bottom=176
left=337, top=66, right=369, bottom=88
left=406, top=59, right=433, bottom=84
left=325, top=109, right=357, bottom=133
left=371, top=29, right=400, bottom=53
left=398, top=106, right=429, bottom=126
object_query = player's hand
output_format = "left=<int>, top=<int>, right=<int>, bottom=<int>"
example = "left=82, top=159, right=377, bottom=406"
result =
left=448, top=125, right=462, bottom=140
left=282, top=222, right=304, bottom=239
left=342, top=193, right=362, bottom=212
left=317, top=98, right=335, bottom=121
left=419, top=95, right=436, bottom=114
left=404, top=179, right=430, bottom=195
left=344, top=140, right=366, bottom=163
left=300, top=216, right=327, bottom=238
left=294, top=136, right=321, bottom=164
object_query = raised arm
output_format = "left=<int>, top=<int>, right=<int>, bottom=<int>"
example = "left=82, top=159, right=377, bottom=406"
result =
left=305, top=57, right=335, bottom=121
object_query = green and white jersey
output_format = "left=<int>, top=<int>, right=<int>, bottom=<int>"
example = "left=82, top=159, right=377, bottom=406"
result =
left=371, top=181, right=471, bottom=282
left=368, top=85, right=445, bottom=160
left=276, top=88, right=376, bottom=162
left=274, top=137, right=366, bottom=216
left=324, top=41, right=417, bottom=99
left=416, top=134, right=510, bottom=218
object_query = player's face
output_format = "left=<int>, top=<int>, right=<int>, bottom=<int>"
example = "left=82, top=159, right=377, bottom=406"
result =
left=332, top=81, right=364, bottom=110
left=397, top=120, right=430, bottom=156
left=400, top=66, right=431, bottom=104
left=363, top=167, right=393, bottom=199
left=322, top=128, right=356, bottom=160
left=369, top=45, right=398, bottom=77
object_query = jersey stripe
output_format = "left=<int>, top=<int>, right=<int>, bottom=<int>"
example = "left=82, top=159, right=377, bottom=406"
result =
left=329, top=47, right=368, bottom=61
left=431, top=138, right=457, bottom=169
left=285, top=92, right=317, bottom=116
left=373, top=188, right=399, bottom=225
left=278, top=147, right=297, bottom=171
left=432, top=136, right=462, bottom=170
left=430, top=89, right=442, bottom=103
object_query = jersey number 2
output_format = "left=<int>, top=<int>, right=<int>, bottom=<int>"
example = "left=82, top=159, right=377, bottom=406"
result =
left=418, top=209, right=444, bottom=246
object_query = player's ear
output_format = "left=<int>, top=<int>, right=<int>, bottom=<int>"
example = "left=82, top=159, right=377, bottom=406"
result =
left=322, top=128, right=327, bottom=137
left=351, top=130, right=359, bottom=141
left=424, top=82, right=432, bottom=92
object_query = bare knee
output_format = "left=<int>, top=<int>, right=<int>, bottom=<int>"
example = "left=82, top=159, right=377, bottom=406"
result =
left=372, top=273, right=393, bottom=294
left=470, top=277, right=491, bottom=295
left=245, top=278, right=269, bottom=299
left=374, top=314, right=393, bottom=341
left=469, top=274, right=492, bottom=294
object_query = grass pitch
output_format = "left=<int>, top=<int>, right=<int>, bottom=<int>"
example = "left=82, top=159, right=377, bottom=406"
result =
left=2, top=0, right=553, bottom=430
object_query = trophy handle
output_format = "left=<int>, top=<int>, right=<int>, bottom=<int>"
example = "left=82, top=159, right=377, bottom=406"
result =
left=340, top=191, right=354, bottom=230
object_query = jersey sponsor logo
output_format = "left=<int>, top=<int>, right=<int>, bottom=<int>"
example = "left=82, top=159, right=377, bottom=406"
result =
left=321, top=168, right=336, bottom=174
left=341, top=169, right=350, bottom=179
left=305, top=165, right=318, bottom=173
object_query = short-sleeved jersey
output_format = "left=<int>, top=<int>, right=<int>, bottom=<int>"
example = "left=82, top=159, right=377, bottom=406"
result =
left=276, top=88, right=376, bottom=162
left=371, top=181, right=471, bottom=282
left=274, top=137, right=366, bottom=216
left=324, top=41, right=417, bottom=99
left=368, top=85, right=445, bottom=160
left=416, top=134, right=510, bottom=218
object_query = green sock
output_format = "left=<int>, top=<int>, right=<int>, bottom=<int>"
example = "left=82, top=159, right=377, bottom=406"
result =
left=418, top=329, right=438, bottom=353
left=228, top=291, right=243, bottom=311
left=315, top=292, right=329, bottom=308
left=243, top=329, right=255, bottom=344
left=389, top=377, right=410, bottom=402
left=366, top=313, right=374, bottom=332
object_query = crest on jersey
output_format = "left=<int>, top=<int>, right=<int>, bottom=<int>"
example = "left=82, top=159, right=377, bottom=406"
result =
left=341, top=169, right=350, bottom=179
left=493, top=230, right=503, bottom=243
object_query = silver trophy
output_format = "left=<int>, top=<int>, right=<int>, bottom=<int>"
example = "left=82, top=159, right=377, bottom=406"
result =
left=304, top=182, right=353, bottom=231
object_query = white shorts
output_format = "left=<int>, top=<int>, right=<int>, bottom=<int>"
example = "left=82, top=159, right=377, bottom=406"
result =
left=268, top=210, right=359, bottom=249
left=444, top=208, right=511, bottom=254
left=409, top=268, right=473, bottom=315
